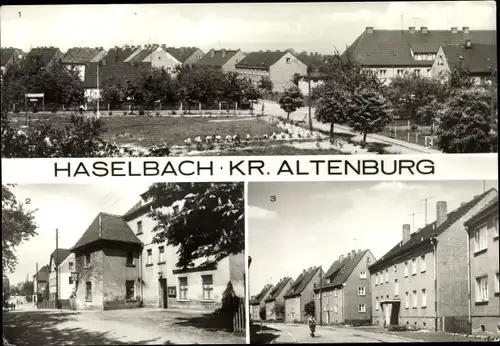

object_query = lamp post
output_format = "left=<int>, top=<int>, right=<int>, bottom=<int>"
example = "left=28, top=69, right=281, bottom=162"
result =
left=307, top=65, right=313, bottom=133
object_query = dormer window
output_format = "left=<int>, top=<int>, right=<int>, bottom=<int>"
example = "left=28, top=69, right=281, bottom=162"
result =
left=286, top=57, right=291, bottom=64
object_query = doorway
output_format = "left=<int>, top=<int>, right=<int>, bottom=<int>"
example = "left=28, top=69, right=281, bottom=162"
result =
left=159, top=278, right=168, bottom=308
left=382, top=302, right=400, bottom=326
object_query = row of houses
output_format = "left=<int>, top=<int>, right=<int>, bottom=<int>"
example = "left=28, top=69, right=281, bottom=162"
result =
left=33, top=190, right=245, bottom=311
left=251, top=189, right=499, bottom=335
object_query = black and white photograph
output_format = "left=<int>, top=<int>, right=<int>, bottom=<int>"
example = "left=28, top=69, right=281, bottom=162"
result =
left=1, top=2, right=497, bottom=158
left=2, top=182, right=246, bottom=345
left=248, top=180, right=499, bottom=343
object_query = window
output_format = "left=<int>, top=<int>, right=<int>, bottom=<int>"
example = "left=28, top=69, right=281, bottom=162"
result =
left=420, top=255, right=426, bottom=273
left=358, top=286, right=366, bottom=296
left=491, top=217, right=499, bottom=239
left=126, top=252, right=134, bottom=266
left=405, top=292, right=409, bottom=309
left=375, top=297, right=379, bottom=311
left=69, top=262, right=74, bottom=271
left=158, top=246, right=165, bottom=263
left=412, top=259, right=417, bottom=275
left=202, top=275, right=213, bottom=300
left=412, top=290, right=418, bottom=308
left=85, top=282, right=92, bottom=301
left=286, top=57, right=291, bottom=64
left=438, top=55, right=443, bottom=64
left=495, top=273, right=499, bottom=293
left=136, top=221, right=143, bottom=234
left=421, top=289, right=427, bottom=307
left=375, top=274, right=379, bottom=285
left=326, top=295, right=329, bottom=305
left=358, top=304, right=366, bottom=312
left=84, top=253, right=91, bottom=267
left=397, top=69, right=404, bottom=76
left=334, top=289, right=338, bottom=297
left=359, top=271, right=367, bottom=279
left=427, top=69, right=431, bottom=75
left=378, top=69, right=387, bottom=78
left=394, top=265, right=397, bottom=273
left=474, top=225, right=488, bottom=252
left=404, top=262, right=409, bottom=277
left=380, top=272, right=384, bottom=284
left=126, top=280, right=135, bottom=300
left=334, top=304, right=338, bottom=313
left=414, top=69, right=420, bottom=75
left=394, top=279, right=399, bottom=296
left=475, top=276, right=488, bottom=302
left=69, top=277, right=73, bottom=284
left=146, top=249, right=152, bottom=265
left=179, top=277, right=188, bottom=300
left=385, top=269, right=389, bottom=282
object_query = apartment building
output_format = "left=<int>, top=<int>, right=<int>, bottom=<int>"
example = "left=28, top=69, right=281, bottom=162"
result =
left=48, top=249, right=75, bottom=301
left=1, top=47, right=24, bottom=74
left=284, top=267, right=323, bottom=323
left=235, top=50, right=307, bottom=92
left=33, top=265, right=49, bottom=302
left=264, top=277, right=293, bottom=321
left=345, top=26, right=496, bottom=84
left=250, top=284, right=273, bottom=321
left=61, top=47, right=107, bottom=81
left=464, top=196, right=499, bottom=335
left=122, top=191, right=245, bottom=311
left=369, top=188, right=497, bottom=331
left=165, top=47, right=205, bottom=66
left=196, top=49, right=246, bottom=72
left=314, top=249, right=376, bottom=326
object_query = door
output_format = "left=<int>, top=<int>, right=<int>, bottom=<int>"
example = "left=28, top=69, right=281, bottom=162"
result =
left=384, top=304, right=392, bottom=326
left=326, top=310, right=330, bottom=324
left=390, top=302, right=400, bottom=326
left=159, top=278, right=168, bottom=308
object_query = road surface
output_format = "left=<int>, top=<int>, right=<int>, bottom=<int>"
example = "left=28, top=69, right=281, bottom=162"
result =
left=256, top=322, right=417, bottom=343
left=257, top=100, right=442, bottom=154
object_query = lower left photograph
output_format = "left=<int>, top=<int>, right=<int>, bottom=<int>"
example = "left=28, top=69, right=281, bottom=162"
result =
left=2, top=182, right=246, bottom=345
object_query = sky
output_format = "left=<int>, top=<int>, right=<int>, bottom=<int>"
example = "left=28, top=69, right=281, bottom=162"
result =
left=5, top=183, right=150, bottom=286
left=247, top=180, right=498, bottom=296
left=0, top=2, right=496, bottom=54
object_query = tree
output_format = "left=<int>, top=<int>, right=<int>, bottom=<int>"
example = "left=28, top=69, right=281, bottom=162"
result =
left=2, top=185, right=38, bottom=274
left=257, top=76, right=273, bottom=95
left=259, top=306, right=266, bottom=320
left=279, top=86, right=304, bottom=120
left=273, top=302, right=285, bottom=318
left=436, top=87, right=494, bottom=153
left=147, top=182, right=244, bottom=268
left=315, top=82, right=348, bottom=143
left=304, top=300, right=315, bottom=317
left=291, top=73, right=301, bottom=86
left=21, top=280, right=34, bottom=298
left=448, top=62, right=475, bottom=90
left=348, top=87, right=391, bottom=143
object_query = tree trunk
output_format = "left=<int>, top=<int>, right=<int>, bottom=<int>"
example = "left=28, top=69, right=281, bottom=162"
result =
left=287, top=112, right=290, bottom=120
left=329, top=122, right=335, bottom=144
left=363, top=132, right=367, bottom=144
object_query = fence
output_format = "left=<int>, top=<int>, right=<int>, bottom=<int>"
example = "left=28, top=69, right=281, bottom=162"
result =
left=233, top=298, right=246, bottom=336
left=37, top=299, right=71, bottom=310
left=380, top=127, right=440, bottom=150
left=442, top=316, right=471, bottom=334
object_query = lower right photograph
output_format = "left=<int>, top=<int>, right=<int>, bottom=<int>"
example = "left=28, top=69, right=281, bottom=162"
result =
left=247, top=180, right=499, bottom=343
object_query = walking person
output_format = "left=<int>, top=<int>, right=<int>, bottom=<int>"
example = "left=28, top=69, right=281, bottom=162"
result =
left=308, top=315, right=317, bottom=337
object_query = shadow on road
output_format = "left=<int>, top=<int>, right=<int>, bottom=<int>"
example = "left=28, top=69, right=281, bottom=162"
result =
left=250, top=323, right=280, bottom=344
left=173, top=311, right=233, bottom=333
left=3, top=311, right=161, bottom=345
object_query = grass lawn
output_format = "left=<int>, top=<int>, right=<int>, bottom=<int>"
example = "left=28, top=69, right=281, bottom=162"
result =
left=358, top=327, right=490, bottom=342
left=205, top=145, right=346, bottom=156
left=9, top=114, right=285, bottom=148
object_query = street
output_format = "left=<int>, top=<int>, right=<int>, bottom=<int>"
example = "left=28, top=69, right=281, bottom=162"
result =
left=3, top=308, right=245, bottom=345
left=253, top=322, right=417, bottom=343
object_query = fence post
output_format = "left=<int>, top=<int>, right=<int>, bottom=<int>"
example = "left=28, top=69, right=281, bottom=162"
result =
left=416, top=133, right=419, bottom=144
left=407, top=132, right=410, bottom=142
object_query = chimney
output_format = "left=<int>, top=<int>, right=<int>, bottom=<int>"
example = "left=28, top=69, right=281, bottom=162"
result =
left=347, top=252, right=352, bottom=259
left=339, top=254, right=345, bottom=262
left=98, top=214, right=102, bottom=238
left=210, top=50, right=215, bottom=58
left=358, top=249, right=362, bottom=253
left=465, top=40, right=472, bottom=49
left=436, top=201, right=448, bottom=226
left=473, top=195, right=479, bottom=199
left=409, top=26, right=416, bottom=33
left=463, top=27, right=470, bottom=34
left=460, top=202, right=466, bottom=207
left=366, top=26, right=374, bottom=34
left=258, top=50, right=263, bottom=52
left=451, top=27, right=458, bottom=34
left=351, top=250, right=356, bottom=257
left=221, top=49, right=226, bottom=57
left=421, top=27, right=428, bottom=34
left=402, top=224, right=411, bottom=244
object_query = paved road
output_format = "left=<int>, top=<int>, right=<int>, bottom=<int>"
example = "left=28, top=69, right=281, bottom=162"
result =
left=257, top=100, right=442, bottom=154
left=258, top=323, right=417, bottom=343
left=4, top=308, right=245, bottom=345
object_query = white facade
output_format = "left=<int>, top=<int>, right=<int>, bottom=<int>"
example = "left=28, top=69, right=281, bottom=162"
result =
left=49, top=253, right=76, bottom=300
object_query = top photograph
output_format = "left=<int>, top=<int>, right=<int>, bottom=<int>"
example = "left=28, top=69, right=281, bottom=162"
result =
left=0, top=2, right=497, bottom=158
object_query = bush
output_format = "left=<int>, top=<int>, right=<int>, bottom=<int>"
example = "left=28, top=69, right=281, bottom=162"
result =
left=108, top=111, right=112, bottom=115
left=259, top=306, right=266, bottom=320
left=304, top=300, right=315, bottom=317
left=171, top=110, right=177, bottom=115
left=388, top=324, right=409, bottom=332
left=138, top=108, right=145, bottom=116
left=410, top=124, right=418, bottom=132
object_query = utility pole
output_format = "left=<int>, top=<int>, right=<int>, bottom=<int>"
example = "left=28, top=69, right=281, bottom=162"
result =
left=319, top=266, right=323, bottom=326
left=35, top=262, right=38, bottom=306
left=421, top=197, right=435, bottom=226
left=307, top=65, right=313, bottom=133
left=96, top=63, right=100, bottom=119
left=55, top=228, right=59, bottom=309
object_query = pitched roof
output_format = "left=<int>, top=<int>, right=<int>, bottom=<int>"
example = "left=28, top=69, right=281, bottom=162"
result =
left=71, top=212, right=142, bottom=251
left=104, top=47, right=138, bottom=63
left=442, top=43, right=497, bottom=74
left=314, top=250, right=369, bottom=291
left=27, top=47, right=61, bottom=66
left=34, top=265, right=49, bottom=282
left=284, top=266, right=321, bottom=298
left=265, top=277, right=292, bottom=302
left=250, top=284, right=273, bottom=305
left=196, top=49, right=240, bottom=68
left=235, top=51, right=288, bottom=69
left=50, top=249, right=71, bottom=266
left=369, top=188, right=497, bottom=272
left=346, top=28, right=496, bottom=67
left=464, top=195, right=499, bottom=228
left=1, top=48, right=22, bottom=66
left=165, top=47, right=199, bottom=63
left=127, top=45, right=160, bottom=63
left=61, top=47, right=104, bottom=64
left=83, top=61, right=151, bottom=88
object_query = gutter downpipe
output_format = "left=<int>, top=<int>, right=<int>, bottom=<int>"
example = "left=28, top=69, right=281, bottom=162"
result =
left=140, top=246, right=143, bottom=303
left=342, top=283, right=346, bottom=324
left=430, top=237, right=438, bottom=331
left=465, top=226, right=472, bottom=335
